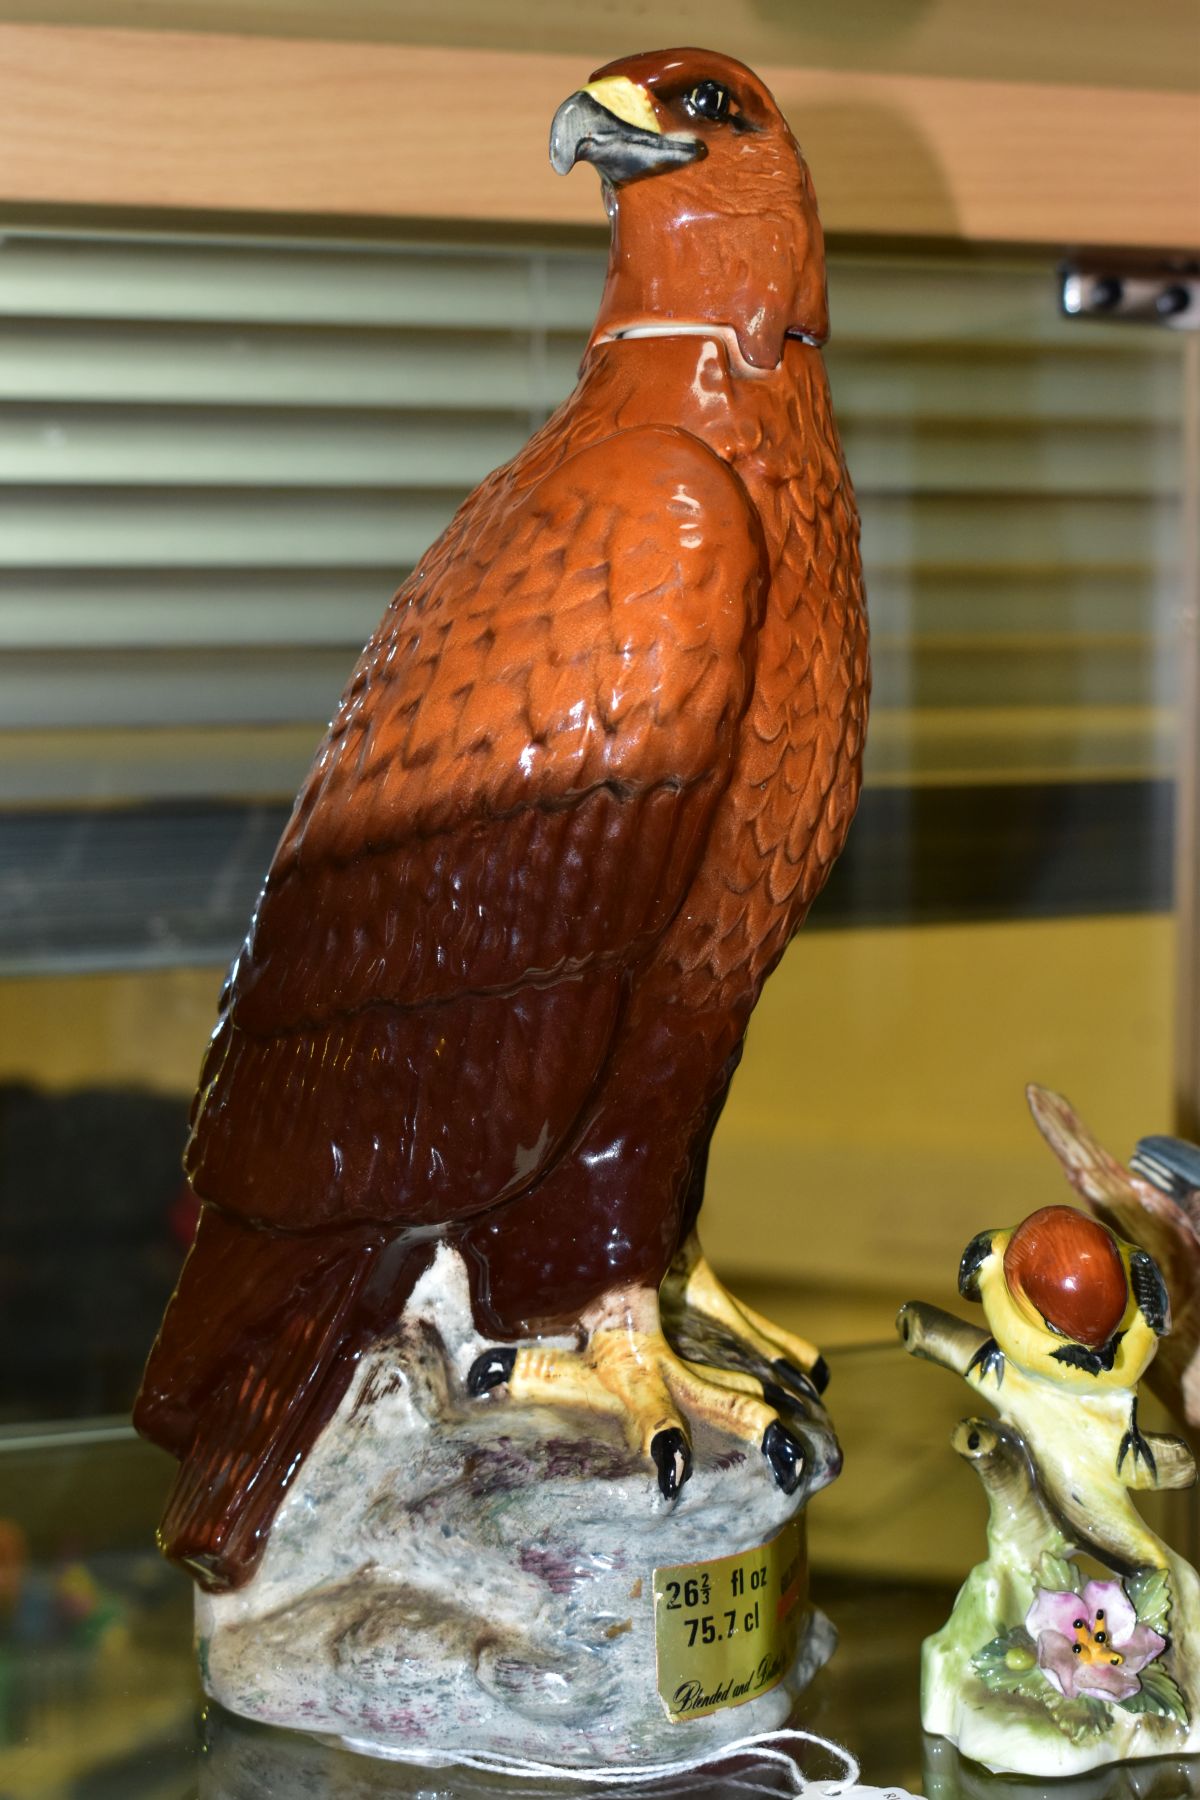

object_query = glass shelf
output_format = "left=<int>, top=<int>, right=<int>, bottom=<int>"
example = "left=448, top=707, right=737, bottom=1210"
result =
left=4, top=1341, right=1199, bottom=1799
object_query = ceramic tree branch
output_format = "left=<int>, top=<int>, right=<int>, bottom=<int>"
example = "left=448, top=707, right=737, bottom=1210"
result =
left=899, top=1097, right=1200, bottom=1776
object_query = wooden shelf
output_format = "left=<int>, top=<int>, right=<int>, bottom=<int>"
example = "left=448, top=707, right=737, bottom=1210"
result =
left=0, top=25, right=1196, bottom=249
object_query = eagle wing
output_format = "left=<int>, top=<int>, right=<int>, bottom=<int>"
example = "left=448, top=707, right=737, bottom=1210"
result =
left=187, top=424, right=765, bottom=1230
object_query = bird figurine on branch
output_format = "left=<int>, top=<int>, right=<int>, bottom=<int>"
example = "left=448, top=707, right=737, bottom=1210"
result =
left=899, top=1092, right=1200, bottom=1778
left=135, top=51, right=867, bottom=1762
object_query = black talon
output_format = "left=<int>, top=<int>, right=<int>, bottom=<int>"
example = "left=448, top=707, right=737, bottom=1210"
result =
left=651, top=1427, right=692, bottom=1500
left=467, top=1347, right=517, bottom=1395
left=1117, top=1397, right=1157, bottom=1481
left=966, top=1336, right=1006, bottom=1387
left=762, top=1420, right=806, bottom=1495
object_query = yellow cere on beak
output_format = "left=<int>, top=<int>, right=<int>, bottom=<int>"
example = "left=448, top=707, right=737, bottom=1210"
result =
left=581, top=77, right=661, bottom=136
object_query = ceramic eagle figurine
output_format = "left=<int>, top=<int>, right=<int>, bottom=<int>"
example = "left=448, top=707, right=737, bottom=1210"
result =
left=135, top=46, right=869, bottom=1591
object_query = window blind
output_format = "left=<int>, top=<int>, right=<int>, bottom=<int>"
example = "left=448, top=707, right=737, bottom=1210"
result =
left=0, top=228, right=1184, bottom=967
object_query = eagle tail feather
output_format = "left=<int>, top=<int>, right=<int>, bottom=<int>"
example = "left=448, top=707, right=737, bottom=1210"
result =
left=136, top=1209, right=433, bottom=1591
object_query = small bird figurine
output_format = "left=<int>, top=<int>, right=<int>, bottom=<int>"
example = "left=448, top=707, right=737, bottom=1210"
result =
left=1026, top=1083, right=1200, bottom=1434
left=909, top=1206, right=1190, bottom=1573
left=902, top=1162, right=1200, bottom=1777
left=135, top=47, right=868, bottom=1592
left=958, top=1205, right=1169, bottom=1396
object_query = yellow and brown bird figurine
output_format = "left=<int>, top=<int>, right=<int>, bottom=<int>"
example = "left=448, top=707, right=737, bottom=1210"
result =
left=900, top=1132, right=1200, bottom=1776
left=948, top=1206, right=1186, bottom=1573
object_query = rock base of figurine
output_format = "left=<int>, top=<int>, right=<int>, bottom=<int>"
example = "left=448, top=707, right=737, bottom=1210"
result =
left=923, top=1704, right=1200, bottom=1784
left=197, top=1247, right=839, bottom=1769
left=921, top=1730, right=1200, bottom=1800
left=922, top=1550, right=1200, bottom=1778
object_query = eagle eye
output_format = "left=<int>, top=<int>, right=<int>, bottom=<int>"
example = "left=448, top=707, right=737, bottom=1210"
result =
left=685, top=81, right=732, bottom=123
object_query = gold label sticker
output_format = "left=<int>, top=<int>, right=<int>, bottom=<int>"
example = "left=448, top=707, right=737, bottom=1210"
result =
left=652, top=1518, right=807, bottom=1722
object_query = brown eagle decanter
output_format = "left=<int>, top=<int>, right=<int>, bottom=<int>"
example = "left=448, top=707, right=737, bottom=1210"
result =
left=136, top=47, right=868, bottom=1767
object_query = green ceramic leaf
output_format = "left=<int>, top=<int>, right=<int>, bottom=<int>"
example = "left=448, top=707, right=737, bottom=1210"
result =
left=1126, top=1567, right=1172, bottom=1634
left=1036, top=1552, right=1083, bottom=1595
left=971, top=1629, right=1112, bottom=1742
left=971, top=1628, right=1044, bottom=1696
left=1040, top=1687, right=1111, bottom=1744
left=1119, top=1663, right=1189, bottom=1725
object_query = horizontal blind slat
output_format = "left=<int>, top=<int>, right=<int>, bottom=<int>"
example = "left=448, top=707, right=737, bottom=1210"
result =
left=0, top=572, right=392, bottom=649
left=0, top=235, right=1179, bottom=351
left=0, top=406, right=531, bottom=488
left=2, top=635, right=1174, bottom=732
left=863, top=570, right=1175, bottom=636
left=0, top=569, right=1177, bottom=651
left=0, top=491, right=459, bottom=566
left=0, top=237, right=605, bottom=330
left=0, top=492, right=1177, bottom=570
left=826, top=348, right=1184, bottom=425
left=870, top=638, right=1172, bottom=709
left=2, top=324, right=1179, bottom=425
left=0, top=229, right=1185, bottom=843
left=0, top=648, right=351, bottom=729
left=0, top=407, right=1179, bottom=496
left=840, top=423, right=1181, bottom=496
left=0, top=322, right=582, bottom=410
left=857, top=495, right=1179, bottom=570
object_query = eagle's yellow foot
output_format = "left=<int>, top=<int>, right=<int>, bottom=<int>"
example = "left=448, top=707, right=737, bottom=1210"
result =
left=662, top=1232, right=829, bottom=1398
left=467, top=1285, right=806, bottom=1500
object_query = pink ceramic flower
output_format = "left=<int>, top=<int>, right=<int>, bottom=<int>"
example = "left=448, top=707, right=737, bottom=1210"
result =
left=1025, top=1580, right=1165, bottom=1702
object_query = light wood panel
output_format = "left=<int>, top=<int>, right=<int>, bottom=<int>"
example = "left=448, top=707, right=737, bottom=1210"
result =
left=0, top=0, right=1197, bottom=94
left=0, top=25, right=1196, bottom=247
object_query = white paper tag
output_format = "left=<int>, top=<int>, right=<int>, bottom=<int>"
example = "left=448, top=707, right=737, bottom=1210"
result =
left=806, top=1786, right=924, bottom=1799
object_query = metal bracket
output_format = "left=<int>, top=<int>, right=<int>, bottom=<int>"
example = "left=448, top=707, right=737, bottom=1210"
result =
left=1061, top=260, right=1200, bottom=329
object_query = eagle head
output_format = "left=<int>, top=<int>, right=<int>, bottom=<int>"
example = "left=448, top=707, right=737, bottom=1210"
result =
left=550, top=47, right=828, bottom=371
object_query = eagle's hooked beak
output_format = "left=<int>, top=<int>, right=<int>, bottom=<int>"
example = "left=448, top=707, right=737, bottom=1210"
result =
left=549, top=75, right=706, bottom=185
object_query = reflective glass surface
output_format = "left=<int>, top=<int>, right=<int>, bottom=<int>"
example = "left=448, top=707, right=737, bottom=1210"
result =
left=3, top=1345, right=1200, bottom=1797
left=0, top=232, right=1195, bottom=1798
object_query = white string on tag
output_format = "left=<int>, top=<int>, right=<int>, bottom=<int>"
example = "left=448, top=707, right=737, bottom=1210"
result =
left=338, top=1724, right=861, bottom=1795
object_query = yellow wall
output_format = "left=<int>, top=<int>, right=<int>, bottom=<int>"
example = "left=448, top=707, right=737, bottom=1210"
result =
left=706, top=912, right=1174, bottom=1297
left=1, top=911, right=1172, bottom=1308
left=0, top=963, right=220, bottom=1097
left=0, top=910, right=1176, bottom=1579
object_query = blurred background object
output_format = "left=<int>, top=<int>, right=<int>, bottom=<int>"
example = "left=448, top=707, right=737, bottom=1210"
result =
left=0, top=0, right=1196, bottom=1792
